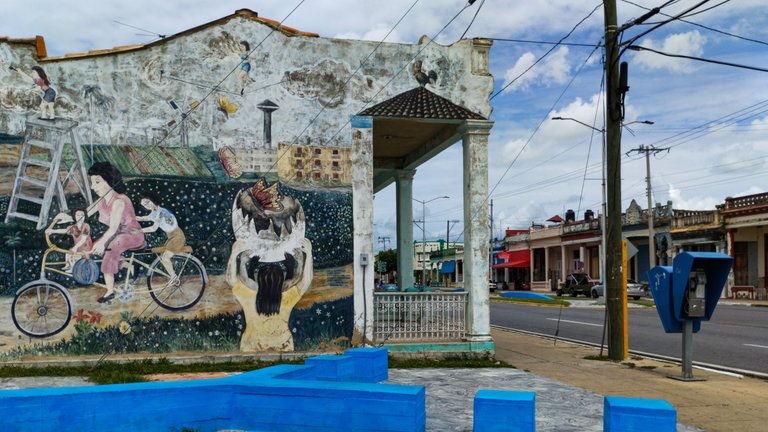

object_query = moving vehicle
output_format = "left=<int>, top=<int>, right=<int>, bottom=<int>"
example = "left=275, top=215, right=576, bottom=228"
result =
left=590, top=279, right=648, bottom=300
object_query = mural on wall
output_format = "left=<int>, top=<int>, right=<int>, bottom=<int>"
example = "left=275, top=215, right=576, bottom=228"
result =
left=0, top=8, right=492, bottom=359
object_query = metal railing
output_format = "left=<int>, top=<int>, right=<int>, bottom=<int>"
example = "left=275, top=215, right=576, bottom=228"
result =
left=373, top=292, right=468, bottom=343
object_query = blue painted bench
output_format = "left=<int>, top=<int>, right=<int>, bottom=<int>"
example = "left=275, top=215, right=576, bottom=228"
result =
left=604, top=396, right=676, bottom=432
left=0, top=347, right=425, bottom=432
left=473, top=390, right=535, bottom=432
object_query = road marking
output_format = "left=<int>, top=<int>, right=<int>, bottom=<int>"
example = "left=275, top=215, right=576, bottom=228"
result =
left=546, top=318, right=601, bottom=327
left=744, top=344, right=768, bottom=349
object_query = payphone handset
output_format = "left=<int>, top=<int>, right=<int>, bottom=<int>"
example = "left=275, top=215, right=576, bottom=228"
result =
left=684, top=270, right=707, bottom=318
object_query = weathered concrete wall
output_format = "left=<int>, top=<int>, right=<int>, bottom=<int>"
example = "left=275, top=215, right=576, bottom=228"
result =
left=1, top=13, right=492, bottom=148
left=0, top=10, right=492, bottom=359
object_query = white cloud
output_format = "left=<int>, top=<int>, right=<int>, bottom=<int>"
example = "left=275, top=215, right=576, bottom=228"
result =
left=502, top=46, right=572, bottom=92
left=666, top=185, right=719, bottom=210
left=632, top=31, right=707, bottom=74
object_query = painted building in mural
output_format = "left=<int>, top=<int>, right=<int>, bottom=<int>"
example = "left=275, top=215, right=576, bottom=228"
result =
left=0, top=9, right=493, bottom=359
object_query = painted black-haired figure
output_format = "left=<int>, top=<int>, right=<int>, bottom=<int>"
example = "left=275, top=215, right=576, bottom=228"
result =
left=46, top=207, right=92, bottom=272
left=137, top=191, right=188, bottom=283
left=11, top=65, right=57, bottom=119
left=57, top=162, right=145, bottom=303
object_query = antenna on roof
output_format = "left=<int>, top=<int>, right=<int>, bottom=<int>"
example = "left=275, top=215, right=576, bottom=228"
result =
left=113, top=20, right=167, bottom=39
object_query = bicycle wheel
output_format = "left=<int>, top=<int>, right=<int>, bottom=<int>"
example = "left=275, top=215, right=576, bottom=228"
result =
left=12, top=282, right=72, bottom=338
left=147, top=253, right=206, bottom=311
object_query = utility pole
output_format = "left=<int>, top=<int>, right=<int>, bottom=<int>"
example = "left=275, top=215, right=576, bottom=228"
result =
left=489, top=199, right=494, bottom=283
left=603, top=0, right=626, bottom=360
left=627, top=145, right=670, bottom=270
left=446, top=220, right=459, bottom=249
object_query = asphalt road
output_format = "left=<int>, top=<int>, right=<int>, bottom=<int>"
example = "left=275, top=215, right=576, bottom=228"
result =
left=490, top=301, right=768, bottom=374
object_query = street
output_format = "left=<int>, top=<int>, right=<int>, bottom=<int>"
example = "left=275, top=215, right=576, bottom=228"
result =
left=490, top=301, right=768, bottom=374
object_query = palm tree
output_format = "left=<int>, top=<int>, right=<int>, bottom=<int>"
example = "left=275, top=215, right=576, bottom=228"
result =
left=4, top=232, right=22, bottom=288
left=82, top=85, right=116, bottom=157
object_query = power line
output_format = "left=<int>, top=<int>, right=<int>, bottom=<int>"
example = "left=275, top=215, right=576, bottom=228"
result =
left=628, top=45, right=768, bottom=73
left=457, top=0, right=486, bottom=41
left=490, top=2, right=603, bottom=100
left=319, top=0, right=478, bottom=147
left=621, top=0, right=768, bottom=47
left=489, top=38, right=599, bottom=48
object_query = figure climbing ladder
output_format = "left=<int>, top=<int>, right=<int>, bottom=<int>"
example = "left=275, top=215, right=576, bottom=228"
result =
left=5, top=115, right=92, bottom=229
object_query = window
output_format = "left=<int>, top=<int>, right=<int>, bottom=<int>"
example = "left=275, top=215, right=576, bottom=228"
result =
left=295, top=171, right=303, bottom=180
left=314, top=148, right=322, bottom=155
left=313, top=172, right=321, bottom=180
left=295, top=160, right=303, bottom=168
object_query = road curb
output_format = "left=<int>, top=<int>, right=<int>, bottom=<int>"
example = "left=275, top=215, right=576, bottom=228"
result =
left=491, top=324, right=768, bottom=380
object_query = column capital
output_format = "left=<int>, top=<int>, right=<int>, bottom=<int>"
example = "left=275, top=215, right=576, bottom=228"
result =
left=394, top=169, right=416, bottom=181
left=458, top=119, right=494, bottom=137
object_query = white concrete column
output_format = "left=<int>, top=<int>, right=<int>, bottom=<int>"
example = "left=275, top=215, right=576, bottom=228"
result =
left=544, top=246, right=550, bottom=288
left=395, top=169, right=416, bottom=290
left=560, top=244, right=567, bottom=282
left=351, top=116, right=374, bottom=345
left=579, top=246, right=586, bottom=270
left=461, top=120, right=493, bottom=342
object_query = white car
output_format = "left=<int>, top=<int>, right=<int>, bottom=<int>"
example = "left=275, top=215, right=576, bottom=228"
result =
left=590, top=279, right=648, bottom=300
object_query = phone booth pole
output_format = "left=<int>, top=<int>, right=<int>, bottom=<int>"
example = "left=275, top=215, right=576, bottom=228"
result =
left=677, top=319, right=700, bottom=381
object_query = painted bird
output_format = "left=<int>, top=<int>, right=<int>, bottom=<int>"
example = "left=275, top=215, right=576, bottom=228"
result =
left=412, top=59, right=437, bottom=87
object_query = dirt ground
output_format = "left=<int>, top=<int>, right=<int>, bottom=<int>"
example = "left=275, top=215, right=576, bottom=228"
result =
left=492, top=327, right=768, bottom=432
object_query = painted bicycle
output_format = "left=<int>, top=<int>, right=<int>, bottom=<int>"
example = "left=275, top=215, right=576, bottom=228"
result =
left=11, top=220, right=208, bottom=338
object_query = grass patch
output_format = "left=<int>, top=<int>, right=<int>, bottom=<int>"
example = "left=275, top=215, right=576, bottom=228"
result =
left=622, top=362, right=637, bottom=369
left=491, top=297, right=570, bottom=307
left=584, top=355, right=613, bottom=361
left=629, top=300, right=655, bottom=307
left=0, top=357, right=303, bottom=385
left=639, top=365, right=657, bottom=370
left=0, top=354, right=512, bottom=384
left=389, top=354, right=512, bottom=369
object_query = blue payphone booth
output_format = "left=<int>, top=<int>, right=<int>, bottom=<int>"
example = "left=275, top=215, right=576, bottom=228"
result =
left=647, top=252, right=733, bottom=380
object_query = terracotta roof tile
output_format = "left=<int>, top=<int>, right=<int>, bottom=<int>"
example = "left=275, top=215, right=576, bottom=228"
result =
left=359, top=87, right=485, bottom=120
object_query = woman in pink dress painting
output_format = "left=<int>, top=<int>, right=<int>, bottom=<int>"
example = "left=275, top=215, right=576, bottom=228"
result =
left=57, top=162, right=144, bottom=303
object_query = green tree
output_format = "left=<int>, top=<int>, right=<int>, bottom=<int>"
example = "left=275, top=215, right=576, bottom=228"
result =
left=4, top=232, right=22, bottom=288
left=375, top=248, right=396, bottom=273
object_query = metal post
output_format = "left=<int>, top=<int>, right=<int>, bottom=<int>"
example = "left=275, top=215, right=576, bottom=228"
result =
left=669, top=319, right=705, bottom=381
left=422, top=200, right=426, bottom=287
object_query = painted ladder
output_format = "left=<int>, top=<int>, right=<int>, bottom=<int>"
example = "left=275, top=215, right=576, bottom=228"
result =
left=5, top=115, right=92, bottom=229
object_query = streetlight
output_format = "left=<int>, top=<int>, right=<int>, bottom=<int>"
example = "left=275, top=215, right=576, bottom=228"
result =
left=551, top=116, right=653, bottom=282
left=413, top=195, right=449, bottom=287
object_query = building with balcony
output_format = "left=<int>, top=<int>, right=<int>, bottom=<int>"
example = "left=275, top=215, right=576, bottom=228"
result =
left=720, top=193, right=768, bottom=295
left=277, top=143, right=352, bottom=186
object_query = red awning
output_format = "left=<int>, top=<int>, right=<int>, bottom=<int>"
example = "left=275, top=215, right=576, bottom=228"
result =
left=493, top=250, right=530, bottom=269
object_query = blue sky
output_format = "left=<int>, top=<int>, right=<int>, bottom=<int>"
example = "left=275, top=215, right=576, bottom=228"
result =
left=3, top=0, right=767, bottom=249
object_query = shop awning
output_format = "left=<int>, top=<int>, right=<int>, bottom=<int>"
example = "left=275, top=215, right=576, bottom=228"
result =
left=492, top=250, right=530, bottom=269
left=440, top=260, right=456, bottom=273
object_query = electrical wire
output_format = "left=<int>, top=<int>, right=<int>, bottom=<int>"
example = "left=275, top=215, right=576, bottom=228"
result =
left=457, top=0, right=486, bottom=40
left=621, top=0, right=768, bottom=47
left=576, top=75, right=605, bottom=216
left=319, top=0, right=479, bottom=147
left=490, top=2, right=603, bottom=100
left=628, top=45, right=768, bottom=73
left=490, top=38, right=600, bottom=48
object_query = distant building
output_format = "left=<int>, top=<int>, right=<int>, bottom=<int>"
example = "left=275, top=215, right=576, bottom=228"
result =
left=277, top=143, right=351, bottom=186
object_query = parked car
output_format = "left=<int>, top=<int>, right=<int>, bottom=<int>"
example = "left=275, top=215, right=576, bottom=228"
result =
left=557, top=273, right=599, bottom=297
left=377, top=284, right=399, bottom=292
left=489, top=280, right=497, bottom=292
left=590, top=279, right=648, bottom=300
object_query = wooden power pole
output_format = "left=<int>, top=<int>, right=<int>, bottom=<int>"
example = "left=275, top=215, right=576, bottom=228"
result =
left=603, top=0, right=626, bottom=360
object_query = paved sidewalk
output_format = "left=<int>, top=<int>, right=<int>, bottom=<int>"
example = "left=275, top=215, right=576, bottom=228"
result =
left=492, top=327, right=768, bottom=432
